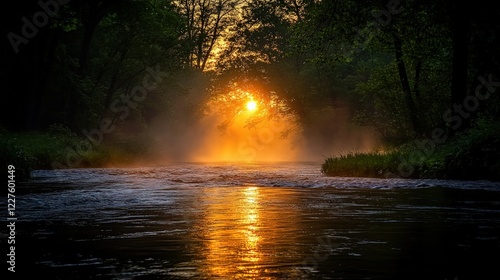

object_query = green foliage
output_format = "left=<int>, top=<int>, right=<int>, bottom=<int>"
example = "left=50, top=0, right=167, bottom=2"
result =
left=2, top=0, right=499, bottom=182
left=323, top=119, right=500, bottom=181
left=321, top=151, right=402, bottom=178
left=424, top=119, right=500, bottom=181
left=0, top=137, right=35, bottom=180
left=0, top=126, right=79, bottom=178
left=354, top=58, right=414, bottom=142
left=0, top=123, right=156, bottom=177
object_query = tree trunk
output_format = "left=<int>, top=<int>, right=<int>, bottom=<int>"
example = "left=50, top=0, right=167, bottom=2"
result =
left=78, top=1, right=117, bottom=76
left=393, top=34, right=419, bottom=134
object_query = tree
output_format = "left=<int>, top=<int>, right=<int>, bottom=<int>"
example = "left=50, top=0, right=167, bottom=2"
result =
left=1, top=0, right=184, bottom=132
left=175, top=0, right=241, bottom=71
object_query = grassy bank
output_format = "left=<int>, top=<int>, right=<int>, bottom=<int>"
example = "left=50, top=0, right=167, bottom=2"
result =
left=0, top=125, right=148, bottom=179
left=322, top=120, right=500, bottom=181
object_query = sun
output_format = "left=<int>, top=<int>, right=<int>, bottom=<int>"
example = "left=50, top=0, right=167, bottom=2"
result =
left=246, top=100, right=257, bottom=112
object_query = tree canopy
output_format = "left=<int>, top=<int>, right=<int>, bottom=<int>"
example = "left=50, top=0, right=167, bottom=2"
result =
left=2, top=0, right=499, bottom=147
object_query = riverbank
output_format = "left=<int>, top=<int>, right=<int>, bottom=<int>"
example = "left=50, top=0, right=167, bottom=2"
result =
left=3, top=120, right=500, bottom=182
left=0, top=125, right=147, bottom=179
left=322, top=120, right=500, bottom=181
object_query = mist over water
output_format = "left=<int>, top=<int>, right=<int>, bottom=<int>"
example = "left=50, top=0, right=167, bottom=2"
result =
left=145, top=90, right=379, bottom=164
left=296, top=107, right=380, bottom=161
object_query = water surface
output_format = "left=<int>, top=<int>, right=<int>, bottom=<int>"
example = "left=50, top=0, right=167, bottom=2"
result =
left=9, top=162, right=500, bottom=279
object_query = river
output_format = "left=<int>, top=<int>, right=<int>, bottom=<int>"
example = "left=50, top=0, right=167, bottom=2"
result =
left=9, top=162, right=500, bottom=279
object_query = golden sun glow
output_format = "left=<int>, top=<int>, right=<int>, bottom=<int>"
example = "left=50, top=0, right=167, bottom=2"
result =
left=246, top=100, right=257, bottom=112
left=192, top=86, right=300, bottom=162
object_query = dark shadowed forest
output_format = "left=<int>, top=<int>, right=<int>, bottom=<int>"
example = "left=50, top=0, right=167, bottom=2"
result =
left=1, top=0, right=499, bottom=180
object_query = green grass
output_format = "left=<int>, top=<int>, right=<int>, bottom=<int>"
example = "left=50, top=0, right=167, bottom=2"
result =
left=322, top=120, right=500, bottom=181
left=423, top=119, right=500, bottom=180
left=1, top=124, right=152, bottom=179
left=1, top=126, right=83, bottom=178
left=321, top=151, right=403, bottom=178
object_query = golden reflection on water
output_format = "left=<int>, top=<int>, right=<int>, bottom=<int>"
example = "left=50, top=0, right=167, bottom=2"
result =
left=204, top=186, right=262, bottom=278
left=240, top=187, right=260, bottom=264
left=184, top=186, right=303, bottom=279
